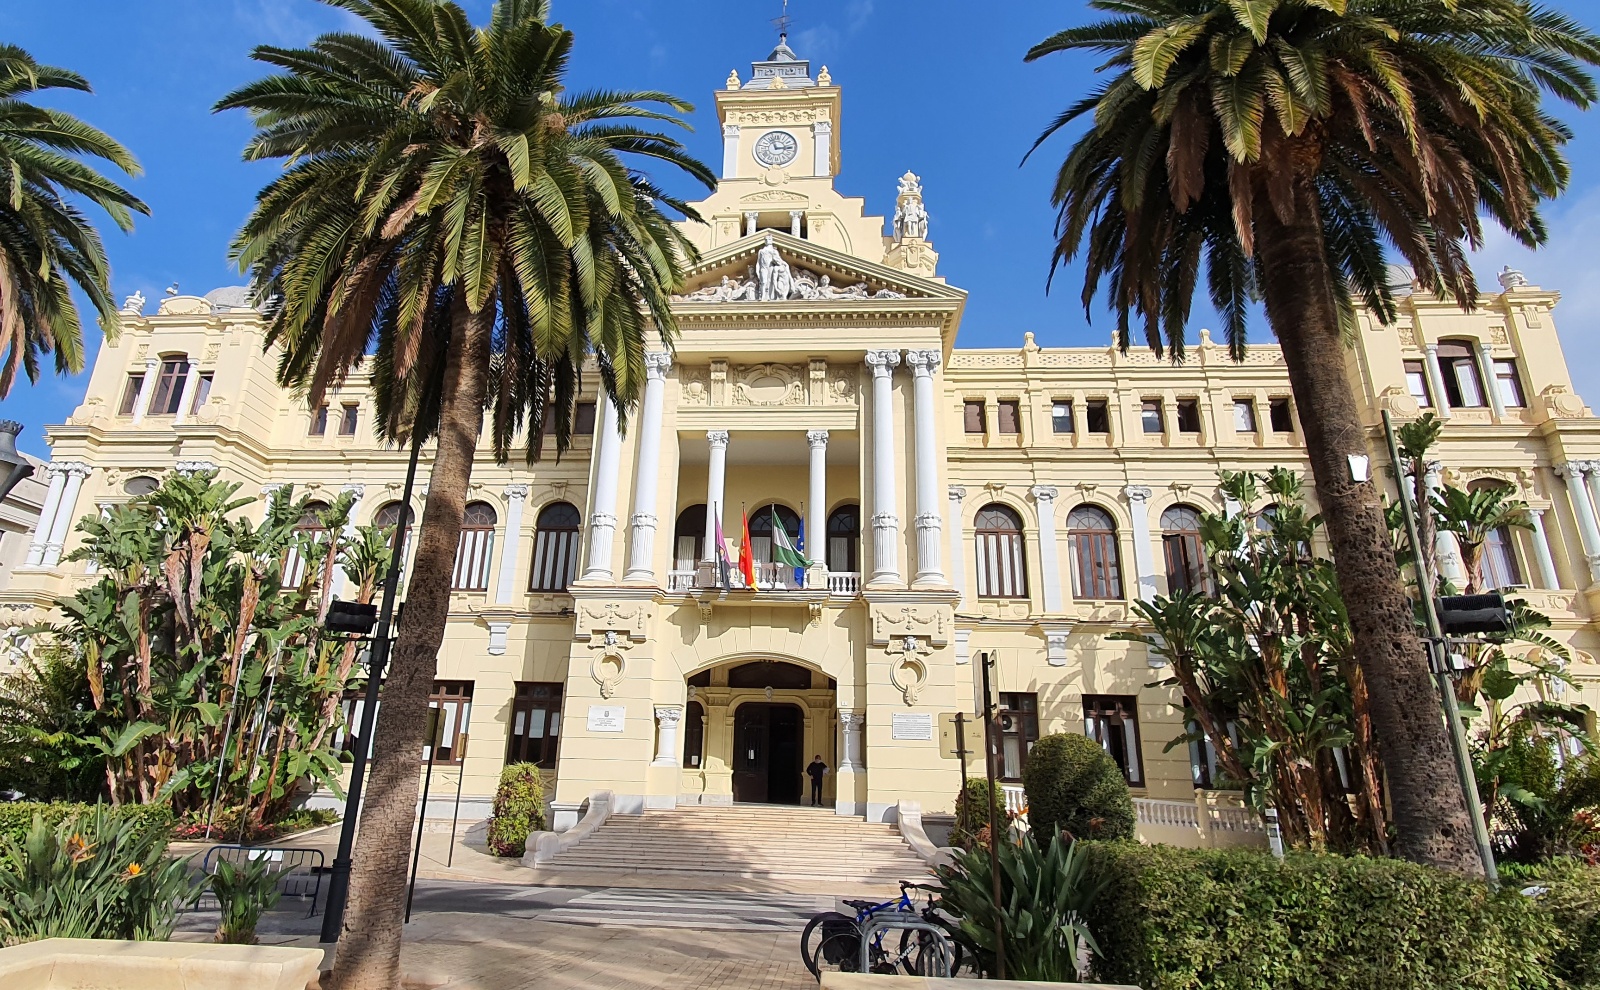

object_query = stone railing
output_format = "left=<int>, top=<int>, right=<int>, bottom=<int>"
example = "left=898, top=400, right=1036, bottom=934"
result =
left=1135, top=792, right=1267, bottom=849
left=667, top=570, right=697, bottom=593
left=663, top=567, right=862, bottom=595
left=1001, top=784, right=1026, bottom=816
left=828, top=571, right=862, bottom=595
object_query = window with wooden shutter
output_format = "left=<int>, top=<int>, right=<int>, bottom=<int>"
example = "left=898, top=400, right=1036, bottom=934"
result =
left=963, top=401, right=987, bottom=434
left=506, top=682, right=563, bottom=769
left=1160, top=505, right=1208, bottom=594
left=148, top=358, right=188, bottom=416
left=529, top=502, right=581, bottom=592
left=1084, top=694, right=1144, bottom=786
left=997, top=400, right=1021, bottom=435
left=975, top=504, right=1028, bottom=599
left=426, top=681, right=474, bottom=766
left=1068, top=505, right=1122, bottom=600
left=452, top=501, right=497, bottom=591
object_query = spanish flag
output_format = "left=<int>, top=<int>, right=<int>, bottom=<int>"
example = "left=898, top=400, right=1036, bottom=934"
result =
left=738, top=506, right=756, bottom=588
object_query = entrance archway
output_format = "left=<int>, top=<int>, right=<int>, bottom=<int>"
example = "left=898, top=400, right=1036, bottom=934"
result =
left=732, top=703, right=804, bottom=804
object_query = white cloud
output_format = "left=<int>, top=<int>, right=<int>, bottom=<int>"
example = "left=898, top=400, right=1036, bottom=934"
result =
left=1470, top=185, right=1600, bottom=407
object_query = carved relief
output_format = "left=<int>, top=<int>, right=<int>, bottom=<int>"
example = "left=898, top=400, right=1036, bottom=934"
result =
left=729, top=109, right=820, bottom=126
left=731, top=363, right=806, bottom=406
left=1397, top=324, right=1417, bottom=348
left=577, top=601, right=648, bottom=642
left=871, top=604, right=951, bottom=646
left=679, top=367, right=710, bottom=406
left=1490, top=325, right=1510, bottom=345
left=886, top=635, right=931, bottom=707
left=828, top=375, right=857, bottom=405
left=739, top=190, right=809, bottom=206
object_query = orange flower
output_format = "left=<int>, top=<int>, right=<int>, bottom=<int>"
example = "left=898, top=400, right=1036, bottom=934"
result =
left=66, top=833, right=94, bottom=864
left=119, top=862, right=144, bottom=883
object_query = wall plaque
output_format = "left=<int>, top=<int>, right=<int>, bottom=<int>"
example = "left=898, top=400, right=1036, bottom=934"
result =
left=587, top=705, right=626, bottom=733
left=891, top=713, right=934, bottom=741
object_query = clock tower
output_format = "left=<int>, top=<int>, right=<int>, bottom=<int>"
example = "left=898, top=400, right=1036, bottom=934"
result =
left=715, top=39, right=842, bottom=183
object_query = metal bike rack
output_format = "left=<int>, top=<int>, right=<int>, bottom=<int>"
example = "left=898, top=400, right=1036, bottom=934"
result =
left=858, top=911, right=955, bottom=978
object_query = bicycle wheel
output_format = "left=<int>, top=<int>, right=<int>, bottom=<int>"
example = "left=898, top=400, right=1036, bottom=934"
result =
left=897, top=929, right=955, bottom=977
left=812, top=932, right=866, bottom=979
left=801, top=913, right=861, bottom=979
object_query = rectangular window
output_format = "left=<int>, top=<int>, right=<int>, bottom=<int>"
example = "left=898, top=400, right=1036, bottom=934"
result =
left=148, top=359, right=188, bottom=416
left=1084, top=695, right=1144, bottom=786
left=1233, top=399, right=1257, bottom=433
left=506, top=682, right=563, bottom=769
left=1163, top=531, right=1208, bottom=595
left=189, top=373, right=213, bottom=414
left=1494, top=360, right=1526, bottom=408
left=975, top=528, right=1029, bottom=599
left=1403, top=361, right=1433, bottom=408
left=425, top=681, right=474, bottom=766
left=310, top=405, right=328, bottom=436
left=1085, top=399, right=1110, bottom=434
left=574, top=401, right=598, bottom=436
left=963, top=401, right=987, bottom=435
left=119, top=374, right=144, bottom=416
left=339, top=404, right=359, bottom=436
left=1141, top=400, right=1164, bottom=434
left=1175, top=399, right=1202, bottom=434
left=997, top=400, right=1021, bottom=435
left=1268, top=397, right=1294, bottom=433
left=997, top=693, right=1040, bottom=782
left=1051, top=401, right=1074, bottom=434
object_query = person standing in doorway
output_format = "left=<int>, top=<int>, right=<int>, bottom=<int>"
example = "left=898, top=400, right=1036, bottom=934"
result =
left=806, top=755, right=829, bottom=806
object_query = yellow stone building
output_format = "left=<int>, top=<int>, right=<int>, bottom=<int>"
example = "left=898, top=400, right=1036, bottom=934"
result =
left=5, top=42, right=1600, bottom=843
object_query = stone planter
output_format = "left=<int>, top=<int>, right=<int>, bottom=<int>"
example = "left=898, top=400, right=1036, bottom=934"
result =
left=0, top=938, right=323, bottom=990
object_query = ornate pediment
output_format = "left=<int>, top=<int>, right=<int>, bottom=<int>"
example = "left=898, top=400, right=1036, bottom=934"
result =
left=672, top=230, right=954, bottom=306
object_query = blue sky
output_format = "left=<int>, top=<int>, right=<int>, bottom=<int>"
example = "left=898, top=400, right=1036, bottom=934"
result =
left=2, top=0, right=1597, bottom=459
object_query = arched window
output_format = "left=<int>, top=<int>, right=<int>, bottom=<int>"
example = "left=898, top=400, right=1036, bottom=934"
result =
left=1161, top=505, right=1208, bottom=595
left=674, top=504, right=707, bottom=571
left=975, top=504, right=1028, bottom=599
left=452, top=501, right=497, bottom=591
left=529, top=501, right=581, bottom=592
left=727, top=660, right=813, bottom=690
left=373, top=501, right=415, bottom=530
left=1437, top=339, right=1488, bottom=408
left=1483, top=526, right=1524, bottom=591
left=682, top=700, right=706, bottom=768
left=283, top=500, right=331, bottom=587
left=123, top=476, right=159, bottom=497
left=827, top=505, right=861, bottom=573
left=1068, top=505, right=1122, bottom=600
left=747, top=504, right=802, bottom=565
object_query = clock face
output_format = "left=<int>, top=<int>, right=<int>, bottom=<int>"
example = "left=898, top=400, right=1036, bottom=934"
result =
left=753, top=130, right=799, bottom=168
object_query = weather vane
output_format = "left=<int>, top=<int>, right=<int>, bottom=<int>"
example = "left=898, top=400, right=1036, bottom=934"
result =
left=773, top=0, right=792, bottom=43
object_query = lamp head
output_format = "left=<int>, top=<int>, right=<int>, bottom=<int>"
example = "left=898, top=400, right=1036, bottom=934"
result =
left=0, top=421, right=35, bottom=505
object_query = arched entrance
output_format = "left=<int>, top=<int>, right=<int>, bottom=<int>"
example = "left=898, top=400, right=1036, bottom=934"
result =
left=681, top=657, right=838, bottom=807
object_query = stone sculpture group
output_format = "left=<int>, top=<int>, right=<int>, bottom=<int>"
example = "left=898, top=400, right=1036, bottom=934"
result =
left=676, top=233, right=908, bottom=303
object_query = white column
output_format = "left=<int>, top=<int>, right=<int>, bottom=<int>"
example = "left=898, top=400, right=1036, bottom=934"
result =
left=905, top=349, right=945, bottom=586
left=24, top=467, right=67, bottom=566
left=838, top=711, right=864, bottom=772
left=812, top=120, right=832, bottom=176
left=652, top=706, right=684, bottom=767
left=1423, top=343, right=1453, bottom=420
left=807, top=430, right=828, bottom=568
left=947, top=486, right=968, bottom=605
left=623, top=351, right=671, bottom=583
left=790, top=210, right=804, bottom=237
left=494, top=484, right=529, bottom=605
left=1124, top=485, right=1158, bottom=602
left=703, top=431, right=730, bottom=561
left=581, top=399, right=624, bottom=582
left=172, top=363, right=201, bottom=426
left=1032, top=486, right=1064, bottom=612
left=41, top=463, right=89, bottom=567
left=1529, top=508, right=1562, bottom=590
left=339, top=484, right=365, bottom=543
left=130, top=359, right=159, bottom=425
left=744, top=211, right=759, bottom=237
left=721, top=124, right=741, bottom=179
left=1558, top=462, right=1600, bottom=584
left=1478, top=342, right=1506, bottom=420
left=866, top=350, right=902, bottom=585
left=1423, top=462, right=1466, bottom=585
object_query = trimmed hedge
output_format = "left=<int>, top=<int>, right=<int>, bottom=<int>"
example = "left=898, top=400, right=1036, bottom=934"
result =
left=486, top=764, right=546, bottom=857
left=1077, top=842, right=1581, bottom=990
left=952, top=778, right=1007, bottom=849
left=0, top=802, right=173, bottom=846
left=1022, top=733, right=1135, bottom=843
left=1505, top=860, right=1600, bottom=988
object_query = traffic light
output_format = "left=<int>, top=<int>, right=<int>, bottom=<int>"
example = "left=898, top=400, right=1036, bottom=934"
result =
left=1436, top=594, right=1512, bottom=637
left=325, top=599, right=379, bottom=636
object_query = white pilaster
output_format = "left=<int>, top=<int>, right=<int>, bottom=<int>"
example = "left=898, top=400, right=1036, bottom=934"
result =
left=24, top=467, right=67, bottom=567
left=1423, top=343, right=1453, bottom=420
left=906, top=349, right=945, bottom=587
left=340, top=484, right=365, bottom=543
left=581, top=399, right=624, bottom=582
left=806, top=430, right=828, bottom=572
left=866, top=349, right=902, bottom=586
left=704, top=431, right=730, bottom=561
left=1124, top=485, right=1158, bottom=602
left=494, top=484, right=529, bottom=604
left=623, top=352, right=671, bottom=583
left=721, top=124, right=741, bottom=179
left=812, top=121, right=832, bottom=176
left=947, top=486, right=969, bottom=606
left=652, top=706, right=684, bottom=767
left=838, top=711, right=864, bottom=773
left=744, top=211, right=759, bottom=237
left=1479, top=342, right=1506, bottom=420
left=1530, top=507, right=1562, bottom=590
left=790, top=211, right=804, bottom=238
left=1423, top=462, right=1466, bottom=585
left=130, top=359, right=159, bottom=425
left=1032, top=486, right=1064, bottom=612
left=1558, top=462, right=1600, bottom=584
left=172, top=363, right=201, bottom=426
left=40, top=463, right=90, bottom=567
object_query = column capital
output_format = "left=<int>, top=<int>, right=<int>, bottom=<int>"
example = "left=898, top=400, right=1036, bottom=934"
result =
left=722, top=123, right=740, bottom=138
left=865, top=349, right=902, bottom=375
left=948, top=485, right=968, bottom=503
left=503, top=484, right=530, bottom=501
left=591, top=511, right=617, bottom=529
left=707, top=429, right=730, bottom=449
left=872, top=510, right=899, bottom=530
left=174, top=460, right=216, bottom=476
left=260, top=483, right=286, bottom=497
left=1124, top=484, right=1153, bottom=504
left=630, top=512, right=658, bottom=529
left=643, top=351, right=673, bottom=379
left=57, top=461, right=93, bottom=478
left=143, top=357, right=160, bottom=371
left=1030, top=485, right=1059, bottom=503
left=914, top=511, right=942, bottom=531
left=654, top=705, right=684, bottom=725
left=904, top=349, right=941, bottom=377
left=341, top=483, right=366, bottom=498
left=1424, top=341, right=1440, bottom=355
left=806, top=429, right=830, bottom=449
left=839, top=711, right=866, bottom=729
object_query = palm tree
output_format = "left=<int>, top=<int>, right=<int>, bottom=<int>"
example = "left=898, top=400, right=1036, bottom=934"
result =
left=1025, top=0, right=1600, bottom=874
left=0, top=44, right=147, bottom=396
left=216, top=2, right=713, bottom=985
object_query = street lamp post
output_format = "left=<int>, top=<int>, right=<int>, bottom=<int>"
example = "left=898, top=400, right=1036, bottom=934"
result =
left=0, top=421, right=36, bottom=506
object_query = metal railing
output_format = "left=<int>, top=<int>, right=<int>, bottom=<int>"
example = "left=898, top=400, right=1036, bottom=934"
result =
left=199, top=845, right=327, bottom=918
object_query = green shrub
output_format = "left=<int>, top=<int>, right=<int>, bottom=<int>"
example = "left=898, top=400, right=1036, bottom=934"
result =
left=0, top=807, right=200, bottom=946
left=1022, top=733, right=1135, bottom=843
left=1504, top=859, right=1600, bottom=988
left=1077, top=842, right=1566, bottom=990
left=209, top=855, right=282, bottom=945
left=0, top=802, right=172, bottom=846
left=486, top=763, right=546, bottom=857
left=951, top=778, right=1007, bottom=850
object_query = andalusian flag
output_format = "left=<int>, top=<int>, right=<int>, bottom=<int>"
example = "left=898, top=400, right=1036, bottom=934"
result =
left=771, top=506, right=812, bottom=584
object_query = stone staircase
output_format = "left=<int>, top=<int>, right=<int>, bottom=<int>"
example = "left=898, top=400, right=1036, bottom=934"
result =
left=535, top=805, right=933, bottom=885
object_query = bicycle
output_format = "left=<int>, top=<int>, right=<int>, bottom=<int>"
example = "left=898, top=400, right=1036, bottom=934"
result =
left=799, top=881, right=964, bottom=980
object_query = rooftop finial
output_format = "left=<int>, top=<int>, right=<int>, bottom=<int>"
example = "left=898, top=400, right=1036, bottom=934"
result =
left=773, top=0, right=792, bottom=44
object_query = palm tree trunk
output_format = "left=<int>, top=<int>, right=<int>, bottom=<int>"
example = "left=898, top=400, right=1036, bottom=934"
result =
left=1253, top=177, right=1481, bottom=875
left=330, top=294, right=494, bottom=990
